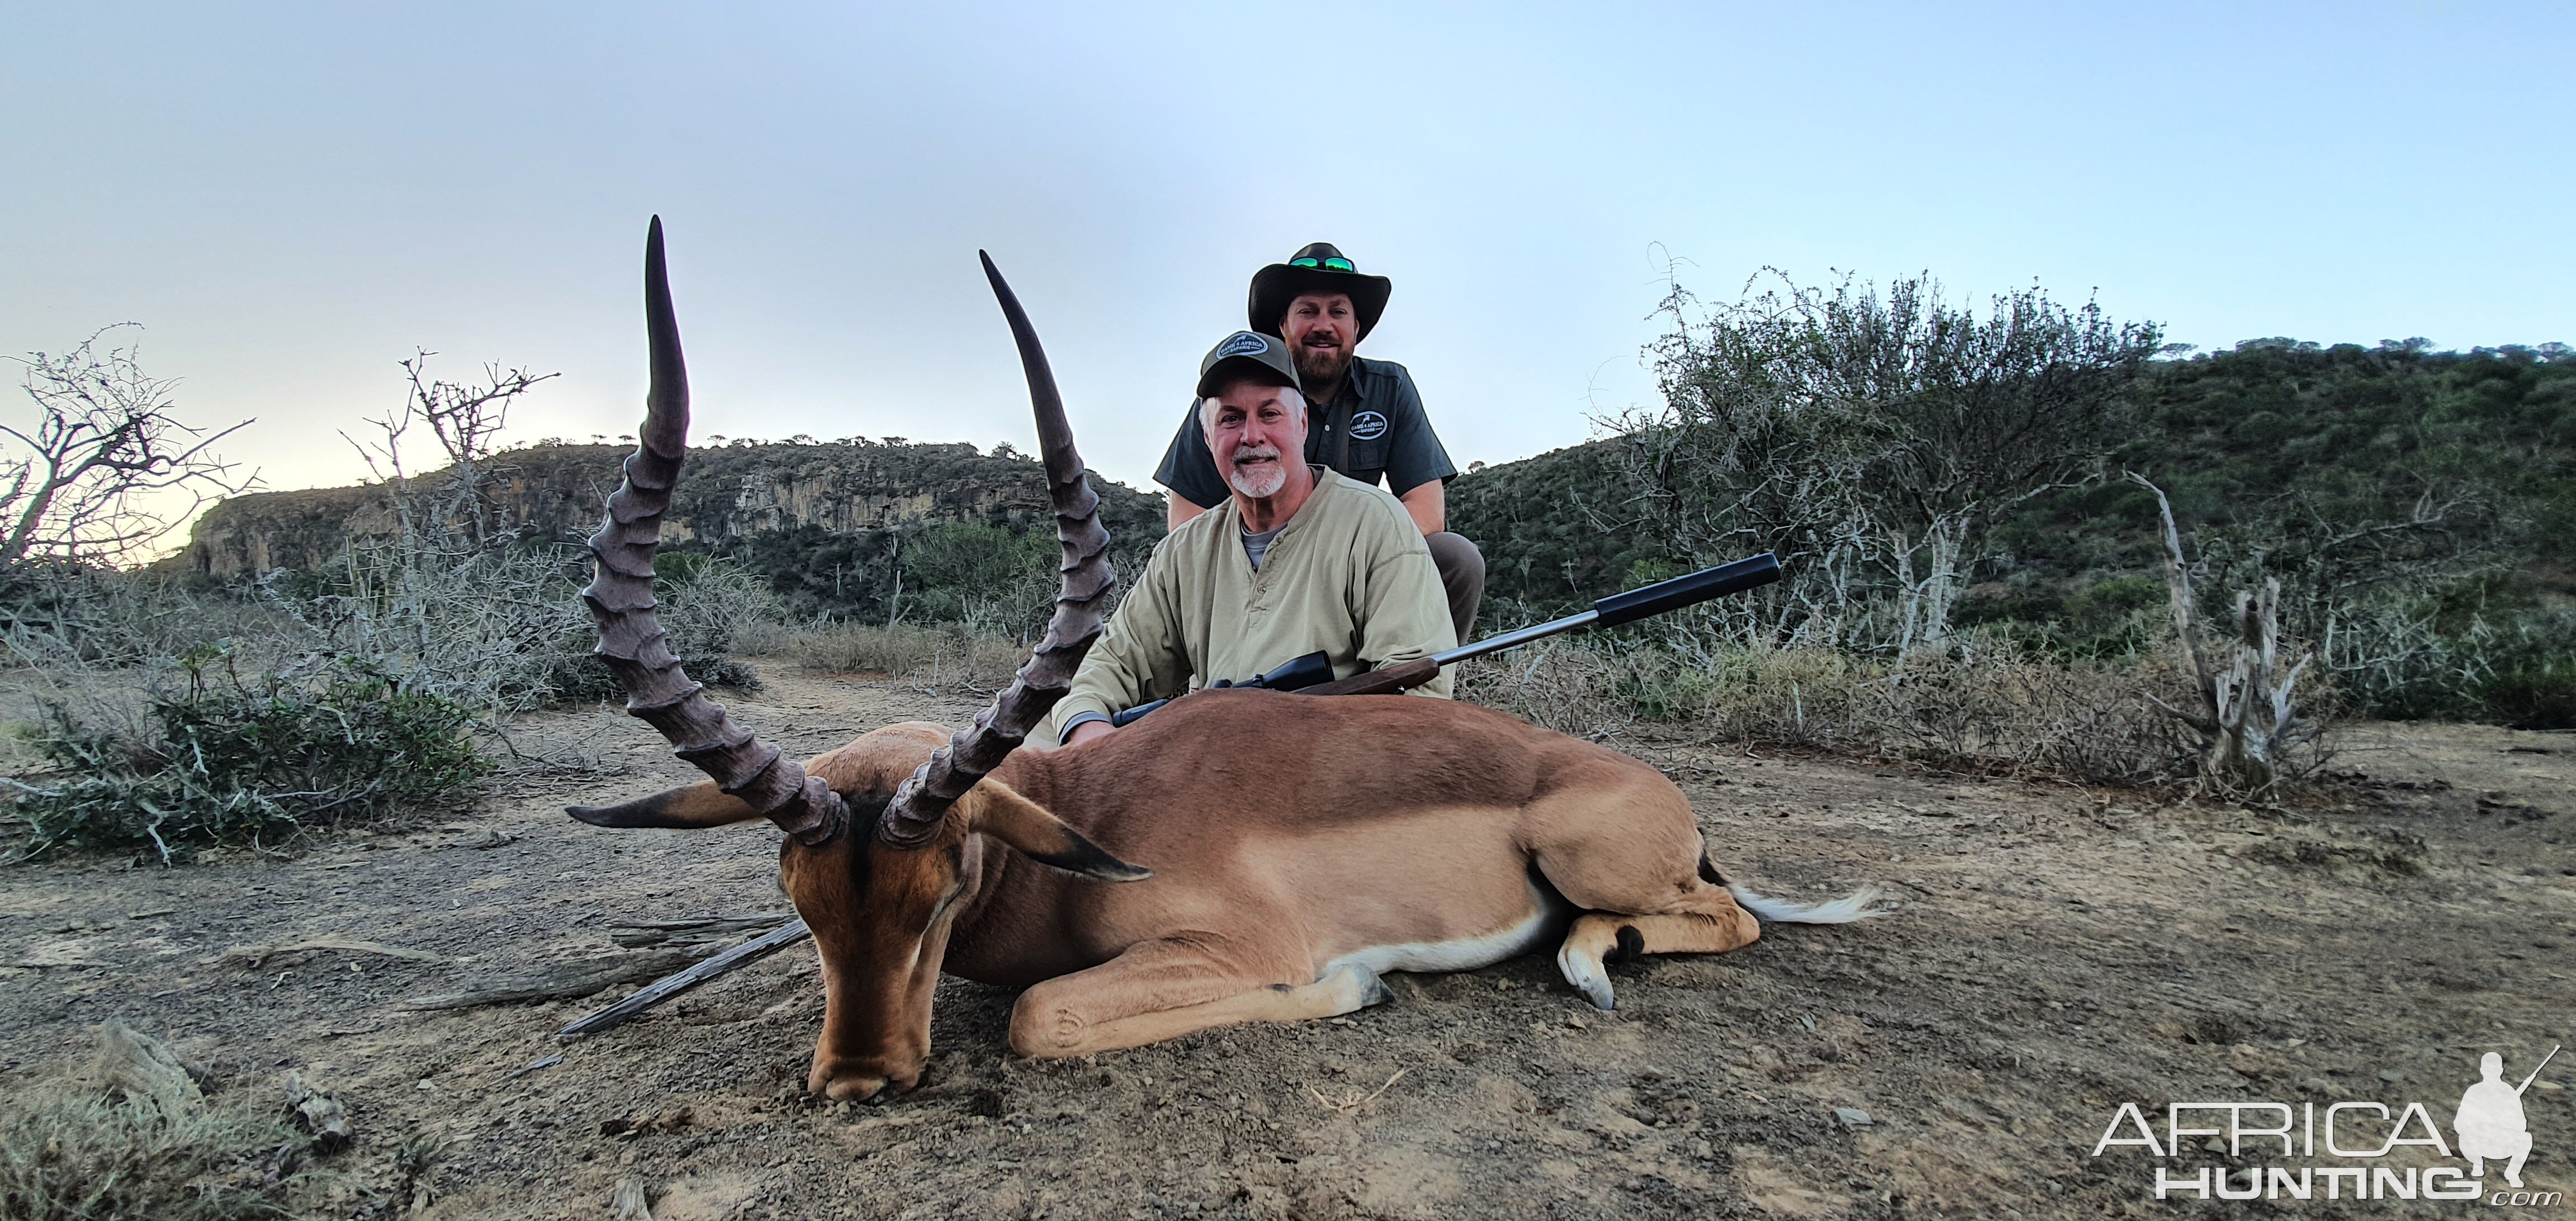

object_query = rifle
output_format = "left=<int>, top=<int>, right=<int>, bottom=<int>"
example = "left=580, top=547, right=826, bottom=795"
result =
left=1108, top=551, right=1781, bottom=723
left=2516, top=1044, right=2560, bottom=1096
left=1107, top=649, right=1337, bottom=727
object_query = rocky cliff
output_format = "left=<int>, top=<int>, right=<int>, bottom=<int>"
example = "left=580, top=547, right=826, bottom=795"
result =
left=178, top=439, right=1168, bottom=583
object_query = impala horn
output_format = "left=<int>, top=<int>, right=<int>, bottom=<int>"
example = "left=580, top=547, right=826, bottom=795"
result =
left=875, top=253, right=1115, bottom=848
left=583, top=217, right=850, bottom=846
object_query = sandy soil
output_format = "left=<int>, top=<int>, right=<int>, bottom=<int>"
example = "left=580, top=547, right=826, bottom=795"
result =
left=2, top=669, right=2571, bottom=1220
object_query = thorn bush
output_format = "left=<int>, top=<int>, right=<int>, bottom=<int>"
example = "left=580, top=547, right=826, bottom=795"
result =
left=7, top=645, right=490, bottom=862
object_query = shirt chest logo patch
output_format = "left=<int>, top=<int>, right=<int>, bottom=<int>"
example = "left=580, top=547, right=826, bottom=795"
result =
left=1348, top=410, right=1390, bottom=441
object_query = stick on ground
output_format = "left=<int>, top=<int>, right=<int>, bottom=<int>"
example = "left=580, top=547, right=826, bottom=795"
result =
left=556, top=919, right=813, bottom=1039
left=607, top=911, right=795, bottom=949
left=401, top=949, right=708, bottom=1011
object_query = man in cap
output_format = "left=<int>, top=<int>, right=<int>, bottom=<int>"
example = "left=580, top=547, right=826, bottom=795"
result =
left=1154, top=243, right=1485, bottom=641
left=1052, top=330, right=1455, bottom=747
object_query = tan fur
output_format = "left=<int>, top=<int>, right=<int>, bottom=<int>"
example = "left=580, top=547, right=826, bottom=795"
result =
left=586, top=692, right=1861, bottom=1101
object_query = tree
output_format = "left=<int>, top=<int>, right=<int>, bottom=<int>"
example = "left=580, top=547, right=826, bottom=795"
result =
left=345, top=351, right=558, bottom=548
left=2129, top=472, right=2320, bottom=794
left=1623, top=270, right=2165, bottom=651
left=1, top=325, right=250, bottom=568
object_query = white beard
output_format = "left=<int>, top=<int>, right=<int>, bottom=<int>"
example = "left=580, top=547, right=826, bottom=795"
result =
left=1225, top=447, right=1286, bottom=498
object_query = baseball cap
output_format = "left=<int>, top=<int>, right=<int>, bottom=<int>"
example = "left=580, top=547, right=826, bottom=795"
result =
left=1194, top=330, right=1301, bottom=399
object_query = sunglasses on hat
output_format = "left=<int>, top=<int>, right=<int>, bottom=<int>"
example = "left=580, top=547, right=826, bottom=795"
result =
left=1290, top=256, right=1356, bottom=272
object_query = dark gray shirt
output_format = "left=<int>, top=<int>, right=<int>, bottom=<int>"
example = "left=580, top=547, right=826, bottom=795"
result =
left=1154, top=355, right=1458, bottom=508
left=1241, top=522, right=1284, bottom=570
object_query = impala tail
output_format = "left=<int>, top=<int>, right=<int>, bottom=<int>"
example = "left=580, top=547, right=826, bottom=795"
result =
left=1727, top=883, right=1893, bottom=925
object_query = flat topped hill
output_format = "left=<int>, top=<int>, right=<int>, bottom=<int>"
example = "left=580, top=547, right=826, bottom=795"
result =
left=177, top=439, right=1171, bottom=581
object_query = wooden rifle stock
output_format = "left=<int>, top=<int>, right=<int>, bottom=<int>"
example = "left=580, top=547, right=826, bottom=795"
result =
left=1299, top=656, right=1441, bottom=698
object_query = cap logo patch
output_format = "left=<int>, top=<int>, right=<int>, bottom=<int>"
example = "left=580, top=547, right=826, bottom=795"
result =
left=1214, top=332, right=1270, bottom=359
left=1348, top=410, right=1389, bottom=441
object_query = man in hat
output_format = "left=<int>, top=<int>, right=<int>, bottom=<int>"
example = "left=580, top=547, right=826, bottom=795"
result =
left=1053, top=330, right=1455, bottom=747
left=1154, top=243, right=1485, bottom=642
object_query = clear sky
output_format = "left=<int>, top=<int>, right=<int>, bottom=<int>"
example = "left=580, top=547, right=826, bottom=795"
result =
left=5, top=2, right=2570, bottom=513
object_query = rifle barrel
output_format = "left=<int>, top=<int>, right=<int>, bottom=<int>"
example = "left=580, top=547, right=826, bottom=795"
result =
left=2516, top=1044, right=2560, bottom=1096
left=1429, top=552, right=1779, bottom=668
left=1433, top=609, right=1599, bottom=666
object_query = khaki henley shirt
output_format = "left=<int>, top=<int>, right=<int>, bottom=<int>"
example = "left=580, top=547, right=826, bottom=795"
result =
left=1045, top=467, right=1456, bottom=741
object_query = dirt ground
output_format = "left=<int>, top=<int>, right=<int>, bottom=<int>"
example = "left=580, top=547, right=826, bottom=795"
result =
left=3, top=667, right=2571, bottom=1220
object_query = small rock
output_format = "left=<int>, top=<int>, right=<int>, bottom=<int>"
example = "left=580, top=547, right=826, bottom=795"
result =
left=283, top=1072, right=353, bottom=1151
left=1564, top=1015, right=1589, bottom=1030
left=2378, top=1069, right=2404, bottom=1083
left=2203, top=1137, right=2227, bottom=1153
left=1834, top=1106, right=1872, bottom=1129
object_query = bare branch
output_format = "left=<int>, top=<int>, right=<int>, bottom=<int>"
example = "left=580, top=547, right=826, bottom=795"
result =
left=0, top=325, right=254, bottom=568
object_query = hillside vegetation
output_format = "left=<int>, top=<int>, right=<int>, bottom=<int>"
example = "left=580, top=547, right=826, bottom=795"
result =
left=10, top=284, right=2572, bottom=868
left=1452, top=335, right=2576, bottom=727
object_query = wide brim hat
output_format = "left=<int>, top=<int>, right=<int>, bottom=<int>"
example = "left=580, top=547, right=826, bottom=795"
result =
left=1247, top=242, right=1392, bottom=342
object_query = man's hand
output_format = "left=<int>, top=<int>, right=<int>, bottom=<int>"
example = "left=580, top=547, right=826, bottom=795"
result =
left=1066, top=720, right=1116, bottom=747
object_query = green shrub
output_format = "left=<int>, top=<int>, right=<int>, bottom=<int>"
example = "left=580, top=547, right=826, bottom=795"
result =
left=7, top=647, right=490, bottom=862
left=2320, top=597, right=2576, bottom=728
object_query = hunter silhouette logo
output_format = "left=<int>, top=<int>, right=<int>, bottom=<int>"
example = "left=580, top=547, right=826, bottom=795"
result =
left=1348, top=409, right=1389, bottom=441
left=2090, top=1042, right=2563, bottom=1204
left=2459, top=1045, right=2555, bottom=1190
left=1214, top=331, right=1270, bottom=358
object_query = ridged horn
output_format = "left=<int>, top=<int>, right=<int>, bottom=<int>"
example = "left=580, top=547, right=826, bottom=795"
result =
left=581, top=216, right=849, bottom=846
left=876, top=253, right=1115, bottom=848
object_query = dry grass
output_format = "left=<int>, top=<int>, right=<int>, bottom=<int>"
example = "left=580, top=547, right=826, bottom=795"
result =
left=0, top=1027, right=347, bottom=1221
left=761, top=621, right=1030, bottom=690
left=774, top=621, right=948, bottom=675
left=0, top=1087, right=332, bottom=1221
left=1462, top=635, right=2229, bottom=787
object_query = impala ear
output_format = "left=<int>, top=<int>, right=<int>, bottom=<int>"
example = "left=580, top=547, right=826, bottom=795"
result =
left=968, top=778, right=1150, bottom=883
left=567, top=781, right=763, bottom=829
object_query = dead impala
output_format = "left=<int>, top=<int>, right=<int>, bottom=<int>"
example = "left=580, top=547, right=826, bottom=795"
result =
left=571, top=219, right=1884, bottom=1101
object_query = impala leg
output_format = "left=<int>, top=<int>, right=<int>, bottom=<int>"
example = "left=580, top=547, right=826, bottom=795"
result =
left=1008, top=938, right=1388, bottom=1058
left=1530, top=763, right=1761, bottom=1010
left=1556, top=909, right=1759, bottom=1010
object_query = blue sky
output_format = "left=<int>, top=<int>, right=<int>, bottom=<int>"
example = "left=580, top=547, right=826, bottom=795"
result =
left=4, top=3, right=2569, bottom=507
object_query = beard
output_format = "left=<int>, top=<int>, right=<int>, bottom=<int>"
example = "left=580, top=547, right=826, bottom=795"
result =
left=1224, top=443, right=1288, bottom=499
left=1294, top=342, right=1352, bottom=390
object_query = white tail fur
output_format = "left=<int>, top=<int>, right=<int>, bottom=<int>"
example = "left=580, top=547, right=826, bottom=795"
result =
left=1728, top=883, right=1891, bottom=925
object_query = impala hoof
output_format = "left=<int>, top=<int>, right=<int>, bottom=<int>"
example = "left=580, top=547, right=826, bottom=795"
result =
left=1319, top=963, right=1391, bottom=1012
left=816, top=1072, right=888, bottom=1103
left=1555, top=943, right=1618, bottom=1011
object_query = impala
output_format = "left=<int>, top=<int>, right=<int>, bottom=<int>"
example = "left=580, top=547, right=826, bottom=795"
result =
left=571, top=220, right=1883, bottom=1101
